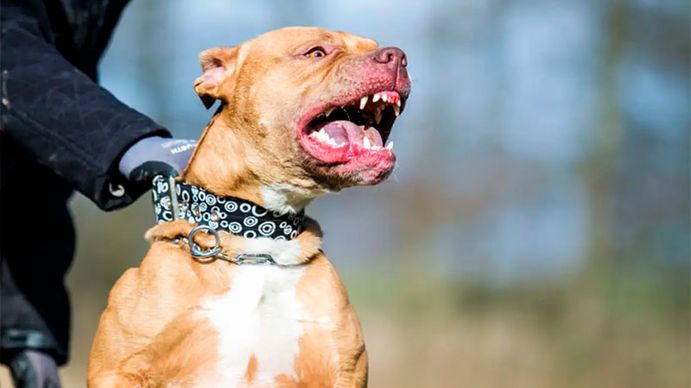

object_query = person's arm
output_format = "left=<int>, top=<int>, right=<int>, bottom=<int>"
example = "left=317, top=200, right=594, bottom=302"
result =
left=0, top=10, right=173, bottom=210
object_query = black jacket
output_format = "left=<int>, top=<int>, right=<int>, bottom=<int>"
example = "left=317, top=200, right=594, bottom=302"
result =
left=0, top=0, right=170, bottom=365
left=1, top=0, right=170, bottom=209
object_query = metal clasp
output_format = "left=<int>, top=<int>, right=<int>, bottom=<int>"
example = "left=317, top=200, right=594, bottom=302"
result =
left=187, top=225, right=221, bottom=258
left=233, top=253, right=276, bottom=265
left=184, top=225, right=276, bottom=266
left=169, top=176, right=181, bottom=220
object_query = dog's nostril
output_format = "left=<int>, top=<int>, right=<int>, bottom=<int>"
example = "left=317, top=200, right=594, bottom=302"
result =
left=373, top=47, right=406, bottom=66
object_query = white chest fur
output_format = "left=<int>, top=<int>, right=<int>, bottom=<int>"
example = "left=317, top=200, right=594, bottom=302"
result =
left=200, top=264, right=306, bottom=387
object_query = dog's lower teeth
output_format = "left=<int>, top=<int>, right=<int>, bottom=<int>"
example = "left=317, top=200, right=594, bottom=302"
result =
left=363, top=137, right=371, bottom=149
left=386, top=141, right=394, bottom=150
left=310, top=130, right=348, bottom=148
left=310, top=130, right=330, bottom=143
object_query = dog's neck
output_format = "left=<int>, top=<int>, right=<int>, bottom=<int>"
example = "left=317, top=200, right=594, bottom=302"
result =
left=183, top=112, right=323, bottom=215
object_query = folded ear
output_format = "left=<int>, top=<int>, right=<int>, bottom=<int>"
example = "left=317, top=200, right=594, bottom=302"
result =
left=193, top=47, right=239, bottom=109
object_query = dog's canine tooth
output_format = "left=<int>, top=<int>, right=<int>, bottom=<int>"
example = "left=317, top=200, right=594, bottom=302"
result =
left=386, top=140, right=394, bottom=150
left=396, top=99, right=401, bottom=107
left=360, top=96, right=368, bottom=110
left=325, top=107, right=335, bottom=117
left=393, top=104, right=400, bottom=117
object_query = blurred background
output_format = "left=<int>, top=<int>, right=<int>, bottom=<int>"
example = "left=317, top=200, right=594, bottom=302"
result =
left=3, top=0, right=689, bottom=387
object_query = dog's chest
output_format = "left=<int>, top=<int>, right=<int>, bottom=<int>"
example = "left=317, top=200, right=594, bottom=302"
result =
left=200, top=265, right=306, bottom=386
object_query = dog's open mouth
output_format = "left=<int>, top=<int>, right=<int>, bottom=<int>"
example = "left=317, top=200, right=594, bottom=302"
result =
left=298, top=90, right=405, bottom=166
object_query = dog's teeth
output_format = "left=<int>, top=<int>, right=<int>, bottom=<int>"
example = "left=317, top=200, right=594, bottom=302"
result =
left=363, top=137, right=371, bottom=149
left=314, top=129, right=332, bottom=144
left=360, top=96, right=368, bottom=110
left=386, top=140, right=394, bottom=150
left=396, top=99, right=401, bottom=107
left=325, top=107, right=335, bottom=117
left=373, top=93, right=381, bottom=103
left=393, top=104, right=400, bottom=117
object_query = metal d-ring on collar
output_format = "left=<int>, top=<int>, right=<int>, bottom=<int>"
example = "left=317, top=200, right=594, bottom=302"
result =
left=187, top=225, right=222, bottom=258
left=185, top=225, right=276, bottom=265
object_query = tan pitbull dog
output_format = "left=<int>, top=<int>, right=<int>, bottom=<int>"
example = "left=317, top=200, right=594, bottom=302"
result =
left=88, top=26, right=410, bottom=387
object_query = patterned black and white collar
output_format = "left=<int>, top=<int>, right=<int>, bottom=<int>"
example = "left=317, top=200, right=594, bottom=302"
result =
left=151, top=175, right=305, bottom=240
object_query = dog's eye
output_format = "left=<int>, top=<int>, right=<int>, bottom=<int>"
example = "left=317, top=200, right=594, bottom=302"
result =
left=305, top=47, right=327, bottom=58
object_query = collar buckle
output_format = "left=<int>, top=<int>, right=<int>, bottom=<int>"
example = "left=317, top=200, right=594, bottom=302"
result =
left=168, top=176, right=181, bottom=220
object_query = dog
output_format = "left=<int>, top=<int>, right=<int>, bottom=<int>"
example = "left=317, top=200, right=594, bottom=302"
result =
left=87, top=26, right=410, bottom=387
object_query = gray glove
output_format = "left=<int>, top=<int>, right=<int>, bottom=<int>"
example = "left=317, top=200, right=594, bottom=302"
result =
left=9, top=350, right=61, bottom=388
left=119, top=136, right=197, bottom=185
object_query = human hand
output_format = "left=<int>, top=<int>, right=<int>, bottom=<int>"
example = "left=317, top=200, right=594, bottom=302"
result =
left=9, top=350, right=62, bottom=388
left=119, top=136, right=197, bottom=186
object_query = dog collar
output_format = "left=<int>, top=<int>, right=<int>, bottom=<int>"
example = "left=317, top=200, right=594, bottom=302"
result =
left=151, top=175, right=305, bottom=241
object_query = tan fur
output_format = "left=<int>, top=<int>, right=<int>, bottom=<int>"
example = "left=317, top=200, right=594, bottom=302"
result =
left=274, top=256, right=368, bottom=388
left=88, top=26, right=407, bottom=387
left=245, top=354, right=259, bottom=383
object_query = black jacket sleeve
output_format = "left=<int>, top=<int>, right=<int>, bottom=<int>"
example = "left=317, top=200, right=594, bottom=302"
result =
left=0, top=8, right=171, bottom=210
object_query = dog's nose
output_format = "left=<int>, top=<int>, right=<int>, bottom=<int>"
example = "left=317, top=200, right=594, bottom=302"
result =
left=372, top=47, right=407, bottom=68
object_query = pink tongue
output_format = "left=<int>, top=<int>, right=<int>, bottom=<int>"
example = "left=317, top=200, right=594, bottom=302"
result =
left=363, top=127, right=384, bottom=147
left=317, top=120, right=383, bottom=147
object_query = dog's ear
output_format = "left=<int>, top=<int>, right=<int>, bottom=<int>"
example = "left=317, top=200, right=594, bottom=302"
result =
left=193, top=47, right=239, bottom=109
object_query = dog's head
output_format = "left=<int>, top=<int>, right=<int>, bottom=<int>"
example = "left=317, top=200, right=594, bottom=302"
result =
left=186, top=27, right=410, bottom=207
